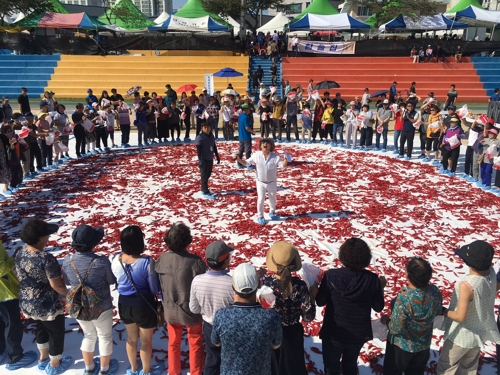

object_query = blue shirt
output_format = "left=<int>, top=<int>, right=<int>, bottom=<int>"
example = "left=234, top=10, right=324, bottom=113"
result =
left=85, top=95, right=98, bottom=110
left=135, top=108, right=147, bottom=124
left=490, top=93, right=500, bottom=102
left=238, top=113, right=252, bottom=141
left=111, top=255, right=160, bottom=307
left=62, top=252, right=117, bottom=312
left=212, top=302, right=282, bottom=375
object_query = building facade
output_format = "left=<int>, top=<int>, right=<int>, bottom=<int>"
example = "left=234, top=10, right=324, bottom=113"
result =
left=60, top=0, right=173, bottom=16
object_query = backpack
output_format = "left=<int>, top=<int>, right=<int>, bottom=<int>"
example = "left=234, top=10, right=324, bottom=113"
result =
left=66, top=255, right=103, bottom=321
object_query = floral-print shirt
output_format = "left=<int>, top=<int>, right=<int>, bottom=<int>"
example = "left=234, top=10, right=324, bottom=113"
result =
left=387, top=284, right=442, bottom=353
left=15, top=248, right=64, bottom=321
left=262, top=274, right=315, bottom=326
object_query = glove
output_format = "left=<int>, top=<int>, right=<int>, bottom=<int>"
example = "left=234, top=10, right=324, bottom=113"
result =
left=199, top=160, right=204, bottom=167
left=216, top=155, right=220, bottom=164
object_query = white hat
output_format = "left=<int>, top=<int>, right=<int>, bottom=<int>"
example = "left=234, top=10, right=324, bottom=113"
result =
left=232, top=263, right=259, bottom=294
left=383, top=99, right=389, bottom=104
left=202, top=87, right=207, bottom=91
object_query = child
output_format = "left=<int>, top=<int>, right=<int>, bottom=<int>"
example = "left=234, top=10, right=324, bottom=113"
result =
left=321, top=101, right=334, bottom=145
left=301, top=103, right=313, bottom=143
left=440, top=117, right=465, bottom=176
left=437, top=241, right=500, bottom=375
left=478, top=128, right=500, bottom=190
left=258, top=98, right=272, bottom=138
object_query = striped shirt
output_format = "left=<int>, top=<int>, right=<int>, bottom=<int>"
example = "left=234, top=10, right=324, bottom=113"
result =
left=189, top=270, right=233, bottom=325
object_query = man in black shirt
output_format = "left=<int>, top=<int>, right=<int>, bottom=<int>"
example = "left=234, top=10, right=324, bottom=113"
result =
left=332, top=93, right=346, bottom=108
left=18, top=87, right=30, bottom=114
left=255, top=65, right=264, bottom=84
left=110, top=88, right=124, bottom=109
left=196, top=122, right=220, bottom=199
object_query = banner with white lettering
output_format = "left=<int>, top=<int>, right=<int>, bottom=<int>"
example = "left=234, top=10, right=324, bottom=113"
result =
left=288, top=40, right=356, bottom=55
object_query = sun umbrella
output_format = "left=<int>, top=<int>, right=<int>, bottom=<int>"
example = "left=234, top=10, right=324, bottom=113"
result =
left=125, top=85, right=142, bottom=98
left=213, top=68, right=243, bottom=77
left=371, top=89, right=390, bottom=98
left=178, top=84, right=197, bottom=93
left=313, top=81, right=340, bottom=90
left=221, top=89, right=236, bottom=96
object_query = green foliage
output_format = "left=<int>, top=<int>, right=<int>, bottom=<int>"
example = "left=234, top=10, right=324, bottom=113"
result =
left=99, top=0, right=154, bottom=29
left=358, top=0, right=439, bottom=28
left=201, top=0, right=285, bottom=33
left=0, top=0, right=64, bottom=26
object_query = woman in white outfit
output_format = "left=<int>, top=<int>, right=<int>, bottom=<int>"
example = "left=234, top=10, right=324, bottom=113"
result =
left=234, top=138, right=288, bottom=225
left=344, top=101, right=359, bottom=149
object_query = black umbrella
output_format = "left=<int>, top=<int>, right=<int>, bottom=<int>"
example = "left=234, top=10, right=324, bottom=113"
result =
left=371, top=89, right=390, bottom=98
left=313, top=80, right=340, bottom=90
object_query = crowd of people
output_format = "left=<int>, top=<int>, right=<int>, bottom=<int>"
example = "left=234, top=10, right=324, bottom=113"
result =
left=1, top=81, right=500, bottom=200
left=1, top=218, right=500, bottom=375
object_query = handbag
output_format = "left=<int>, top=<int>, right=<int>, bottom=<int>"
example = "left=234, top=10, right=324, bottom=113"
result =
left=119, top=255, right=165, bottom=327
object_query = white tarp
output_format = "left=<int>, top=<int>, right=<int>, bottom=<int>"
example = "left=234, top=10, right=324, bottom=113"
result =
left=450, top=6, right=500, bottom=27
left=257, top=12, right=290, bottom=34
left=379, top=14, right=469, bottom=31
left=154, top=11, right=170, bottom=25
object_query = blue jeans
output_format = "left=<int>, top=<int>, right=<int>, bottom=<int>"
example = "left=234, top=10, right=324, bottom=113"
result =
left=394, top=130, right=402, bottom=151
left=376, top=127, right=388, bottom=149
left=292, top=46, right=298, bottom=57
left=481, top=162, right=493, bottom=186
left=333, top=123, right=344, bottom=144
left=322, top=337, right=364, bottom=375
left=209, top=117, right=219, bottom=139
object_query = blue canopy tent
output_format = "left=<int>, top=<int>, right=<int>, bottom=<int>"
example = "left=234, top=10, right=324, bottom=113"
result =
left=148, top=15, right=229, bottom=32
left=379, top=14, right=469, bottom=30
left=289, top=13, right=370, bottom=30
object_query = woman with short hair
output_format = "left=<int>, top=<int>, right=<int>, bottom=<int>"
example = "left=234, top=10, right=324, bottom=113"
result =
left=111, top=225, right=163, bottom=375
left=155, top=223, right=206, bottom=375
left=62, top=225, right=118, bottom=375
left=316, top=238, right=386, bottom=375
left=16, top=217, right=72, bottom=375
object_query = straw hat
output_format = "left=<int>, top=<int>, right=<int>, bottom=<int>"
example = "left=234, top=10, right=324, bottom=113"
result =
left=266, top=241, right=302, bottom=273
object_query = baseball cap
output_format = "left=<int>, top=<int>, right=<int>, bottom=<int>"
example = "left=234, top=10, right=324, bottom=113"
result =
left=448, top=105, right=457, bottom=110
left=206, top=241, right=234, bottom=264
left=87, top=88, right=92, bottom=92
left=24, top=112, right=34, bottom=118
left=241, top=103, right=250, bottom=109
left=37, top=112, right=49, bottom=118
left=455, top=240, right=494, bottom=271
left=19, top=218, right=59, bottom=245
left=232, top=263, right=259, bottom=294
left=71, top=225, right=104, bottom=250
left=383, top=99, right=389, bottom=104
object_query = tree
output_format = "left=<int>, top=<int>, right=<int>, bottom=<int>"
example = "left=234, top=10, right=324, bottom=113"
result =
left=100, top=0, right=154, bottom=29
left=201, top=0, right=285, bottom=34
left=0, top=0, right=55, bottom=26
left=359, top=0, right=439, bottom=28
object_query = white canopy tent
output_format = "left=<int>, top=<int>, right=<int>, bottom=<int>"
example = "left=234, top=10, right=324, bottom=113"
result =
left=257, top=12, right=290, bottom=34
left=220, top=14, right=240, bottom=35
left=154, top=11, right=170, bottom=25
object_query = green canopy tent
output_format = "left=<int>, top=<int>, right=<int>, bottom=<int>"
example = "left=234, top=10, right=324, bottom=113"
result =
left=175, top=0, right=228, bottom=25
left=98, top=0, right=154, bottom=30
left=16, top=0, right=69, bottom=28
left=292, top=0, right=339, bottom=23
left=447, top=0, right=484, bottom=14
